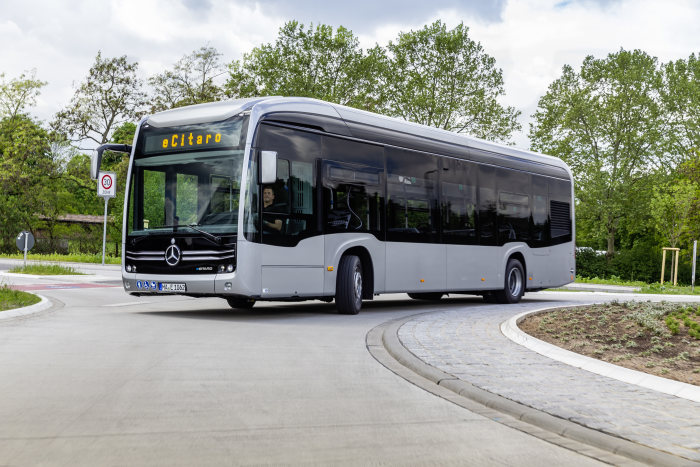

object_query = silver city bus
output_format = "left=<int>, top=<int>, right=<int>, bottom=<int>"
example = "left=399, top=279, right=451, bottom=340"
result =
left=92, top=97, right=575, bottom=314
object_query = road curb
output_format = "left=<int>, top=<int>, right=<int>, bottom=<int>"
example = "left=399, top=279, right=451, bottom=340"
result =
left=0, top=294, right=52, bottom=320
left=501, top=306, right=700, bottom=403
left=367, top=313, right=690, bottom=467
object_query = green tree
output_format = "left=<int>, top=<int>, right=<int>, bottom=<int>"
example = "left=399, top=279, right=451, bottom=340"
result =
left=52, top=52, right=145, bottom=147
left=662, top=53, right=700, bottom=160
left=0, top=115, right=56, bottom=251
left=63, top=153, right=103, bottom=215
left=105, top=122, right=136, bottom=246
left=226, top=21, right=385, bottom=110
left=0, top=70, right=47, bottom=120
left=530, top=49, right=666, bottom=256
left=149, top=46, right=225, bottom=113
left=382, top=20, right=520, bottom=142
left=650, top=180, right=697, bottom=248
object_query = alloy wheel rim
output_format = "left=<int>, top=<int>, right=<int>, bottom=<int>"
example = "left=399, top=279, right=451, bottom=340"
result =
left=508, top=267, right=523, bottom=297
left=353, top=264, right=363, bottom=305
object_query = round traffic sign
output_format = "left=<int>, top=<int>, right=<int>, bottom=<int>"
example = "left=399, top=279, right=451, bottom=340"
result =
left=16, top=231, right=35, bottom=251
left=97, top=171, right=116, bottom=198
left=101, top=174, right=113, bottom=189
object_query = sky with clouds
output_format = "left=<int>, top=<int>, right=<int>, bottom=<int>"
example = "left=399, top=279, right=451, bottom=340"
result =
left=1, top=0, right=698, bottom=149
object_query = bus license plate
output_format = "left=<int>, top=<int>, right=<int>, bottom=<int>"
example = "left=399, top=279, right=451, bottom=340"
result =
left=160, top=283, right=186, bottom=292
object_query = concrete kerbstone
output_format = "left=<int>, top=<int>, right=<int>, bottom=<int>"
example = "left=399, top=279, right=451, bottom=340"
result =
left=0, top=294, right=51, bottom=320
left=368, top=312, right=691, bottom=467
left=501, top=306, right=700, bottom=403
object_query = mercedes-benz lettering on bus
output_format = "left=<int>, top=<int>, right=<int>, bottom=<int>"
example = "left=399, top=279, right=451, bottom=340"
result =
left=95, top=97, right=575, bottom=314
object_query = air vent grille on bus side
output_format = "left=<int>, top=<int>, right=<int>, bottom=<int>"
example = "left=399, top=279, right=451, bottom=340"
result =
left=550, top=200, right=571, bottom=238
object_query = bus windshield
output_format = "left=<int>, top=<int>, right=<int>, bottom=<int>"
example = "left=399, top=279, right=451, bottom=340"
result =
left=126, top=118, right=247, bottom=236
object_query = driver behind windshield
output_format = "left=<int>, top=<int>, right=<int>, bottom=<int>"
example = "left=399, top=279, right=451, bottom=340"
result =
left=262, top=186, right=283, bottom=233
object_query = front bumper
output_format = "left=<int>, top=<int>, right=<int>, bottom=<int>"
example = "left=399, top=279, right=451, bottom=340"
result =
left=122, top=271, right=250, bottom=296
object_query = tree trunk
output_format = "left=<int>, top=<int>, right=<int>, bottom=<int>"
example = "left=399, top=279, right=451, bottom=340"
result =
left=606, top=228, right=616, bottom=260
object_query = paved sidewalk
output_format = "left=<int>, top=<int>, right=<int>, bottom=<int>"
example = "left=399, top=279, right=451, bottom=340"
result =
left=397, top=293, right=700, bottom=463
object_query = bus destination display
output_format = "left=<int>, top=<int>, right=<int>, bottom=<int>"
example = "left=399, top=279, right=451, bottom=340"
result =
left=142, top=121, right=243, bottom=155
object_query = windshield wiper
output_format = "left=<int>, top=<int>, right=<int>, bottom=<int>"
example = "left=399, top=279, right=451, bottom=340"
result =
left=129, top=235, right=149, bottom=247
left=186, top=223, right=222, bottom=245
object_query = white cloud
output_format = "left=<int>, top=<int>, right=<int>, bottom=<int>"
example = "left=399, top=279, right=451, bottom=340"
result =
left=1, top=0, right=698, bottom=151
left=461, top=0, right=700, bottom=148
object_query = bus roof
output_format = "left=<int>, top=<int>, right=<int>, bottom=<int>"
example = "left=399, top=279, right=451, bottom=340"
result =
left=146, top=96, right=571, bottom=177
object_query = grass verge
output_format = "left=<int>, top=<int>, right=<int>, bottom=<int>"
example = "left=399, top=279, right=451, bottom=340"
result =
left=0, top=253, right=120, bottom=264
left=9, top=264, right=84, bottom=275
left=519, top=301, right=700, bottom=385
left=575, top=275, right=647, bottom=287
left=0, top=285, right=40, bottom=311
left=575, top=275, right=700, bottom=295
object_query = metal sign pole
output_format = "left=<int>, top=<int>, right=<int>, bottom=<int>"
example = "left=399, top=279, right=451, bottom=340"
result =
left=23, top=233, right=27, bottom=268
left=102, top=196, right=109, bottom=266
left=693, top=240, right=697, bottom=293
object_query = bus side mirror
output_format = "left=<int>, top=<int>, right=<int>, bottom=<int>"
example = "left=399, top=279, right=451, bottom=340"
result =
left=91, top=144, right=132, bottom=179
left=260, top=151, right=277, bottom=184
left=91, top=149, right=103, bottom=180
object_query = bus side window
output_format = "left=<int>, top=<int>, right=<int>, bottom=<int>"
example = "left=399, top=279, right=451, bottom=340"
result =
left=531, top=175, right=550, bottom=246
left=254, top=123, right=321, bottom=245
left=323, top=162, right=383, bottom=234
left=496, top=168, right=530, bottom=245
left=386, top=148, right=438, bottom=243
left=477, top=165, right=497, bottom=246
left=261, top=159, right=290, bottom=235
left=441, top=158, right=477, bottom=244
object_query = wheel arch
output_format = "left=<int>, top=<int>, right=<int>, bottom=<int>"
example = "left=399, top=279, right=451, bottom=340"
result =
left=508, top=251, right=527, bottom=280
left=340, top=246, right=374, bottom=300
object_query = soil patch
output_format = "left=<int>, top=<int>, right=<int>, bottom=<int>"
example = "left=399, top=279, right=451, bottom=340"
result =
left=519, top=301, right=700, bottom=385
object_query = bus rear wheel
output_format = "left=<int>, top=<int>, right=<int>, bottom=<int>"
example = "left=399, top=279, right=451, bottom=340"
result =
left=494, top=258, right=525, bottom=304
left=408, top=292, right=443, bottom=301
left=227, top=297, right=256, bottom=309
left=336, top=255, right=363, bottom=315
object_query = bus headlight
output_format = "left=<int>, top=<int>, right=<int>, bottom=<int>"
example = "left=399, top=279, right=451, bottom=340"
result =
left=226, top=264, right=234, bottom=273
left=126, top=264, right=133, bottom=273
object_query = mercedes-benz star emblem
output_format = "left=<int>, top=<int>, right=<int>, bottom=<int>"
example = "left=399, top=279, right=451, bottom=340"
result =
left=165, top=244, right=181, bottom=266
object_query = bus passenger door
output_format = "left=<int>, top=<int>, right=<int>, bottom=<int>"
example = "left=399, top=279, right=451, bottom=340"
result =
left=255, top=123, right=324, bottom=298
left=321, top=160, right=385, bottom=296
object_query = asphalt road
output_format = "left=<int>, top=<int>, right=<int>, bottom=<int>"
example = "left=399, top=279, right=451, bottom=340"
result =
left=0, top=266, right=613, bottom=466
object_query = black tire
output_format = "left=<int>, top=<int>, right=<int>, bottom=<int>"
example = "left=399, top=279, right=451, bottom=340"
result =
left=226, top=297, right=256, bottom=309
left=336, top=255, right=363, bottom=315
left=408, top=292, right=443, bottom=301
left=494, top=258, right=525, bottom=304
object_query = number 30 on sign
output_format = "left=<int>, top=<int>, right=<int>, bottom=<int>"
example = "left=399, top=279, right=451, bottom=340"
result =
left=98, top=171, right=116, bottom=198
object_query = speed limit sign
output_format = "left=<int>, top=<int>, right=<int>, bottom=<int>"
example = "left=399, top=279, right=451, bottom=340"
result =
left=98, top=171, right=116, bottom=198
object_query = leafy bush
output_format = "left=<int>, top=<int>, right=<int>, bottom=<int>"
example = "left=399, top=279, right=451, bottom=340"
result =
left=575, top=247, right=611, bottom=278
left=577, top=239, right=697, bottom=284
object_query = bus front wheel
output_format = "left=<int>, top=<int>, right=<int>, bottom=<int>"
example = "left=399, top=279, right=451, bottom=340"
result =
left=494, top=258, right=525, bottom=304
left=336, top=255, right=363, bottom=315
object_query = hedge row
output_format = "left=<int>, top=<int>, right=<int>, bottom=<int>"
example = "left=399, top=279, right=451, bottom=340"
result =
left=576, top=242, right=696, bottom=284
